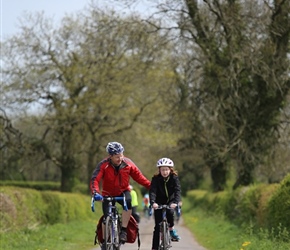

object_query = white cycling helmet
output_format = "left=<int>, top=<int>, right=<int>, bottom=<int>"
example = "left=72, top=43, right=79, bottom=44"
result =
left=156, top=157, right=174, bottom=168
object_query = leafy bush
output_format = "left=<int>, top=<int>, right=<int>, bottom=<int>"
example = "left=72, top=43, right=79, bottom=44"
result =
left=208, top=190, right=232, bottom=215
left=0, top=186, right=98, bottom=232
left=186, top=190, right=207, bottom=208
left=186, top=175, right=289, bottom=235
left=267, top=173, right=290, bottom=231
left=0, top=187, right=45, bottom=231
left=229, top=185, right=263, bottom=225
left=41, top=191, right=63, bottom=224
left=256, top=184, right=279, bottom=227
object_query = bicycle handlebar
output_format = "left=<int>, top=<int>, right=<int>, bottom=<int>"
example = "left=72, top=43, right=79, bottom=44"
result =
left=91, top=195, right=128, bottom=212
left=149, top=204, right=181, bottom=216
left=156, top=205, right=171, bottom=209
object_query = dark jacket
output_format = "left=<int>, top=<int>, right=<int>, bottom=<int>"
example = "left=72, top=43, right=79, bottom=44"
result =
left=149, top=173, right=181, bottom=206
left=90, top=156, right=150, bottom=196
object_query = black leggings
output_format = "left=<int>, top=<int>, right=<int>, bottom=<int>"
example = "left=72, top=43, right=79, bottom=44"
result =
left=152, top=208, right=174, bottom=249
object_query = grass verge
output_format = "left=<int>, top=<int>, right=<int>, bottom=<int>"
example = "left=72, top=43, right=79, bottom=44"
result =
left=0, top=219, right=98, bottom=250
left=183, top=204, right=289, bottom=250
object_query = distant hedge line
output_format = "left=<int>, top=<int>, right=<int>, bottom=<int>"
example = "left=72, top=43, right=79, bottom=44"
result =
left=0, top=180, right=88, bottom=194
left=187, top=173, right=290, bottom=233
left=1, top=175, right=289, bottom=235
left=0, top=181, right=61, bottom=191
left=0, top=187, right=102, bottom=232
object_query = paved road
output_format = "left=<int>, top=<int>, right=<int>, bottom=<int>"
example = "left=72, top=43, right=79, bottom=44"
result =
left=91, top=216, right=207, bottom=250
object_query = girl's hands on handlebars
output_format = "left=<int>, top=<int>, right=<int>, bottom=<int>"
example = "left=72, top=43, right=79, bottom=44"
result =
left=152, top=203, right=158, bottom=209
left=170, top=203, right=177, bottom=209
left=152, top=203, right=177, bottom=209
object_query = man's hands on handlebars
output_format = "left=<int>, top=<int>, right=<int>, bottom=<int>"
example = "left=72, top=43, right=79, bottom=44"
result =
left=91, top=193, right=103, bottom=212
left=93, top=193, right=103, bottom=201
left=91, top=194, right=128, bottom=212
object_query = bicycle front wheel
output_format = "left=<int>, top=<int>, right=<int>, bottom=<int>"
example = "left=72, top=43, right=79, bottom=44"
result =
left=104, top=217, right=113, bottom=250
left=114, top=219, right=121, bottom=250
left=161, top=221, right=171, bottom=250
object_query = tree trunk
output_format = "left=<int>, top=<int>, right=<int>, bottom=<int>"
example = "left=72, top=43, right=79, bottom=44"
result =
left=210, top=161, right=227, bottom=192
left=60, top=165, right=77, bottom=192
left=233, top=163, right=254, bottom=190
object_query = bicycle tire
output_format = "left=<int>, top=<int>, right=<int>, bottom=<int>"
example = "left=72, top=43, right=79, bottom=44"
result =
left=104, top=216, right=113, bottom=250
left=162, top=221, right=171, bottom=250
left=159, top=221, right=168, bottom=250
left=113, top=218, right=121, bottom=250
left=165, top=223, right=171, bottom=249
left=159, top=223, right=164, bottom=250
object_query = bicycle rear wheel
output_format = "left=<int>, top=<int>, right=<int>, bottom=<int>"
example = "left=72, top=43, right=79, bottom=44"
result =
left=104, top=217, right=113, bottom=250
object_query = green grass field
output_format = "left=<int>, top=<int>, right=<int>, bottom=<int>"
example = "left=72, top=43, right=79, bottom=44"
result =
left=0, top=220, right=96, bottom=250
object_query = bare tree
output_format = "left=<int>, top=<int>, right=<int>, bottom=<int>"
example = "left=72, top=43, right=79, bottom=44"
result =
left=1, top=8, right=176, bottom=191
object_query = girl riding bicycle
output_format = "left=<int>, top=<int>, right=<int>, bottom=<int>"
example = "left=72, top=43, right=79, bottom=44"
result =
left=149, top=157, right=181, bottom=250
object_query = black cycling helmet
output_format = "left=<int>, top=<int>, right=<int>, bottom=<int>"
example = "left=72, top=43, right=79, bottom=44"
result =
left=106, top=142, right=124, bottom=155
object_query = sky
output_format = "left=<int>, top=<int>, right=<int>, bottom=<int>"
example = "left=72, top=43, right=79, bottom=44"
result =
left=0, top=0, right=153, bottom=40
left=0, top=0, right=93, bottom=39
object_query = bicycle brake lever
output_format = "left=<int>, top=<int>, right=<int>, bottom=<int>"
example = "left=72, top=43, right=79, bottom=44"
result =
left=123, top=196, right=128, bottom=211
left=177, top=206, right=181, bottom=216
left=91, top=196, right=95, bottom=212
left=149, top=206, right=153, bottom=216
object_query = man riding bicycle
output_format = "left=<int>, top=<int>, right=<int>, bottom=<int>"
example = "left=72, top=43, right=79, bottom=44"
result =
left=90, top=142, right=150, bottom=247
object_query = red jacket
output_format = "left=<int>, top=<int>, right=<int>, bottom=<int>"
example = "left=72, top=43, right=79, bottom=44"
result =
left=90, top=157, right=150, bottom=196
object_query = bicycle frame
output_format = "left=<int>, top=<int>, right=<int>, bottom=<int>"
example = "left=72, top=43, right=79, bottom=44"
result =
left=149, top=204, right=181, bottom=249
left=157, top=205, right=172, bottom=250
left=91, top=195, right=128, bottom=250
